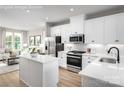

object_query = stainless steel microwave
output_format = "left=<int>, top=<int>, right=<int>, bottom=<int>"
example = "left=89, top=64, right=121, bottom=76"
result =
left=69, top=34, right=85, bottom=43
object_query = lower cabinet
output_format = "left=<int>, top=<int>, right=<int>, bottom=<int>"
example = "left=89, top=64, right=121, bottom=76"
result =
left=82, top=55, right=97, bottom=69
left=58, top=51, right=67, bottom=69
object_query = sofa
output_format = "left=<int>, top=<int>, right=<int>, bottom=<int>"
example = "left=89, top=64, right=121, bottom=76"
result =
left=0, top=48, right=20, bottom=65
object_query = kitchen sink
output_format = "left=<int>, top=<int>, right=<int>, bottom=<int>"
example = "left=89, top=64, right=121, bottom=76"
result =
left=99, top=57, right=116, bottom=64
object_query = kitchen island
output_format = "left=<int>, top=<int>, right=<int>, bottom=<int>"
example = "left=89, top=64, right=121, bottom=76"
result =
left=79, top=53, right=124, bottom=87
left=19, top=54, right=59, bottom=87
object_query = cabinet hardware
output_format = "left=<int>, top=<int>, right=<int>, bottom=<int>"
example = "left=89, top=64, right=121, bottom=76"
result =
left=92, top=40, right=95, bottom=42
left=115, top=40, right=119, bottom=42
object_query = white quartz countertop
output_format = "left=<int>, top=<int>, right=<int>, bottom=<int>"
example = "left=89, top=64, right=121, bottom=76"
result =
left=79, top=53, right=124, bottom=86
left=20, top=54, right=58, bottom=64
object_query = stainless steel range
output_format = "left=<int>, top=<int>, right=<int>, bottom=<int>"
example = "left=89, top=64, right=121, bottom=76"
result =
left=67, top=51, right=86, bottom=73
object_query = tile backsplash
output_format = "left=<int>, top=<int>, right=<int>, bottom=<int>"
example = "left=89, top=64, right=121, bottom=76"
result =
left=65, top=43, right=124, bottom=56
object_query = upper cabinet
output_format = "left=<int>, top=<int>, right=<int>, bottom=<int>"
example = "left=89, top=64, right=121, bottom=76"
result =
left=50, top=26, right=61, bottom=36
left=104, top=14, right=117, bottom=44
left=104, top=13, right=124, bottom=44
left=85, top=13, right=124, bottom=44
left=50, top=24, right=70, bottom=43
left=70, top=14, right=85, bottom=34
left=85, top=17, right=104, bottom=44
left=60, top=24, right=71, bottom=43
left=116, top=13, right=124, bottom=44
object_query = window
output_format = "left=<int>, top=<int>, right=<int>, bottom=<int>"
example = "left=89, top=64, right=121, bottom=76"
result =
left=5, top=32, right=22, bottom=50
left=14, top=33, right=22, bottom=50
left=5, top=32, right=13, bottom=49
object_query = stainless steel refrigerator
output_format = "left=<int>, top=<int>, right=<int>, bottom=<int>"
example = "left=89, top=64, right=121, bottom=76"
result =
left=45, top=36, right=64, bottom=57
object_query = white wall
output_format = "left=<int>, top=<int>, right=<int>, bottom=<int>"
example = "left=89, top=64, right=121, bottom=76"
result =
left=28, top=27, right=46, bottom=45
left=64, top=43, right=85, bottom=51
left=22, top=31, right=28, bottom=45
left=0, top=30, right=3, bottom=48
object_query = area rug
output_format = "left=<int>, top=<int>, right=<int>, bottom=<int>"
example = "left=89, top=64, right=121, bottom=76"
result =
left=0, top=63, right=19, bottom=75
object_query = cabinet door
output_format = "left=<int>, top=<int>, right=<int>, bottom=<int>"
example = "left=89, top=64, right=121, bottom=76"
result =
left=93, top=18, right=104, bottom=43
left=51, top=27, right=56, bottom=36
left=61, top=24, right=70, bottom=43
left=70, top=15, right=84, bottom=34
left=85, top=20, right=94, bottom=43
left=104, top=15, right=117, bottom=44
left=85, top=17, right=104, bottom=44
left=58, top=52, right=67, bottom=68
left=50, top=26, right=61, bottom=36
left=116, top=13, right=124, bottom=44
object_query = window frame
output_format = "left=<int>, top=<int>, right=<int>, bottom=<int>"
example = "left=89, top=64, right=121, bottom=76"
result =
left=5, top=31, right=22, bottom=50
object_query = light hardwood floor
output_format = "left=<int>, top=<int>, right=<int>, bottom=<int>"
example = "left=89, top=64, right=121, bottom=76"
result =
left=0, top=68, right=81, bottom=87
left=0, top=71, right=27, bottom=87
left=59, top=68, right=81, bottom=87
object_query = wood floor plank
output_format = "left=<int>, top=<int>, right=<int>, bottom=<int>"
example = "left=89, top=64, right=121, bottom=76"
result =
left=59, top=68, right=81, bottom=87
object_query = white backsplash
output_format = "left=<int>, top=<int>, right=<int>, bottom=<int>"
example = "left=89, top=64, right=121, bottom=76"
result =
left=64, top=43, right=124, bottom=56
left=64, top=43, right=85, bottom=51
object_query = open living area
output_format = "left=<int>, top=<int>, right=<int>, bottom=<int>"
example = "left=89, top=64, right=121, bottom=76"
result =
left=0, top=5, right=124, bottom=87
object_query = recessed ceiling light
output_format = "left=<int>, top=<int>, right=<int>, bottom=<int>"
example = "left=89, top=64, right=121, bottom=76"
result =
left=70, top=8, right=74, bottom=12
left=45, top=17, right=49, bottom=20
left=26, top=9, right=30, bottom=13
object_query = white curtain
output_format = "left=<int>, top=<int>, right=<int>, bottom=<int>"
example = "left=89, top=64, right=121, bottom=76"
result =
left=1, top=28, right=6, bottom=48
left=22, top=31, right=28, bottom=45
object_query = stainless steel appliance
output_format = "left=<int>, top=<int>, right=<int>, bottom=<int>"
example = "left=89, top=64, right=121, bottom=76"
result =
left=69, top=34, right=85, bottom=43
left=67, top=51, right=86, bottom=72
left=45, top=36, right=64, bottom=57
left=55, top=36, right=64, bottom=57
left=45, top=37, right=56, bottom=56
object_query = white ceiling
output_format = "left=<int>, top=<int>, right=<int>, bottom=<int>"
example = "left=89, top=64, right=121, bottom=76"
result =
left=0, top=5, right=120, bottom=31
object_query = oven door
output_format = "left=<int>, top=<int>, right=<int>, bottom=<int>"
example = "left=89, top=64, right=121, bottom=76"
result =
left=67, top=55, right=82, bottom=70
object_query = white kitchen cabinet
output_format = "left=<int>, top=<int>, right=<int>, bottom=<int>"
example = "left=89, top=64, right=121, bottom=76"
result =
left=116, top=13, right=124, bottom=44
left=58, top=51, right=67, bottom=68
left=61, top=24, right=70, bottom=43
left=85, top=17, right=104, bottom=44
left=70, top=14, right=85, bottom=34
left=104, top=14, right=117, bottom=44
left=50, top=24, right=70, bottom=43
left=104, top=13, right=124, bottom=44
left=85, top=19, right=94, bottom=43
left=50, top=26, right=61, bottom=36
left=85, top=13, right=124, bottom=44
left=82, top=55, right=97, bottom=70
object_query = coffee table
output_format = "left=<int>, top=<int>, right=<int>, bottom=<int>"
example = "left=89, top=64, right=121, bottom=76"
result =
left=7, top=56, right=19, bottom=65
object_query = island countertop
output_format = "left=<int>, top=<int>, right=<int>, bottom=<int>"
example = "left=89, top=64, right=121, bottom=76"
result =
left=19, top=53, right=59, bottom=64
left=79, top=53, right=124, bottom=86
